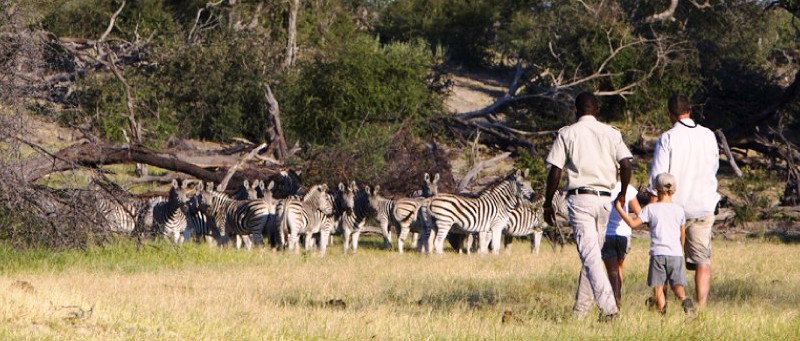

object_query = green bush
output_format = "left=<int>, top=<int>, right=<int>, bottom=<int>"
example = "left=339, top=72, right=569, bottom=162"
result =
left=282, top=34, right=444, bottom=145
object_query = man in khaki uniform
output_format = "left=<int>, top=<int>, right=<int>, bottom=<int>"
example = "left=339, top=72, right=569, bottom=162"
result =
left=543, top=92, right=633, bottom=320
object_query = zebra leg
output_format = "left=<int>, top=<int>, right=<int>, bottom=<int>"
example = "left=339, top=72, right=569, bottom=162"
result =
left=320, top=230, right=331, bottom=256
left=244, top=235, right=254, bottom=251
left=477, top=232, right=490, bottom=255
left=342, top=222, right=351, bottom=254
left=504, top=235, right=513, bottom=255
left=304, top=231, right=314, bottom=252
left=379, top=218, right=392, bottom=249
left=532, top=230, right=543, bottom=255
left=433, top=220, right=453, bottom=254
left=397, top=223, right=411, bottom=254
left=351, top=231, right=361, bottom=253
left=490, top=226, right=504, bottom=255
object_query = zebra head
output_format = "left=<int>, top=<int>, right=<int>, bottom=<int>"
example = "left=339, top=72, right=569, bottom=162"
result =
left=305, top=184, right=334, bottom=216
left=423, top=173, right=440, bottom=197
left=334, top=182, right=355, bottom=215
left=169, top=179, right=190, bottom=209
left=233, top=180, right=259, bottom=200
left=365, top=185, right=384, bottom=212
left=257, top=180, right=275, bottom=201
left=504, top=169, right=528, bottom=209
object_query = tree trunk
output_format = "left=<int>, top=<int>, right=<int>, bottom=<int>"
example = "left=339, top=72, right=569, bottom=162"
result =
left=284, top=0, right=299, bottom=68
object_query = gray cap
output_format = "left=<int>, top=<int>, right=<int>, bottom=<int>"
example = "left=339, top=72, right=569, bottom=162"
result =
left=655, top=173, right=677, bottom=194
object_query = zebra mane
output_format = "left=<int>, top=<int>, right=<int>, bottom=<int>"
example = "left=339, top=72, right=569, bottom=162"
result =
left=302, top=184, right=328, bottom=202
left=475, top=171, right=519, bottom=196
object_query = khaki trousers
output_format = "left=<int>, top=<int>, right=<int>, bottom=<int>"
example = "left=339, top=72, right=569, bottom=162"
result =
left=567, top=194, right=619, bottom=316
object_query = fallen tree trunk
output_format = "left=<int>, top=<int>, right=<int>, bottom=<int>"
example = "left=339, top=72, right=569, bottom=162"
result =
left=16, top=140, right=234, bottom=183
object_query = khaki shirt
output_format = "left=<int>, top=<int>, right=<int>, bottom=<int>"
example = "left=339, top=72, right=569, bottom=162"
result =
left=546, top=115, right=632, bottom=191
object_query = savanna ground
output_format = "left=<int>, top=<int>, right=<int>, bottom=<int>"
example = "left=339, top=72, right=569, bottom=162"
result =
left=1, top=236, right=799, bottom=340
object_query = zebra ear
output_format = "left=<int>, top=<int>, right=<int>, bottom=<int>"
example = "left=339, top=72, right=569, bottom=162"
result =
left=243, top=180, right=250, bottom=189
left=433, top=173, right=440, bottom=183
left=523, top=168, right=530, bottom=178
left=365, top=186, right=371, bottom=195
left=171, top=179, right=180, bottom=189
left=350, top=180, right=358, bottom=191
left=267, top=181, right=275, bottom=191
left=339, top=182, right=346, bottom=191
left=197, top=181, right=205, bottom=191
left=424, top=173, right=430, bottom=182
left=374, top=185, right=380, bottom=195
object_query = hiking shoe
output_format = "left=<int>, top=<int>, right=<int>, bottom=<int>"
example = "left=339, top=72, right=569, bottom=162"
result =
left=682, top=298, right=697, bottom=315
left=645, top=297, right=656, bottom=310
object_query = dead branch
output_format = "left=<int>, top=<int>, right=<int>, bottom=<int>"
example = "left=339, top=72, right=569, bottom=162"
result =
left=98, top=1, right=125, bottom=43
left=218, top=142, right=267, bottom=191
left=284, top=0, right=300, bottom=68
left=646, top=0, right=679, bottom=22
left=264, top=84, right=289, bottom=162
left=715, top=129, right=743, bottom=177
left=457, top=152, right=511, bottom=193
left=450, top=117, right=538, bottom=153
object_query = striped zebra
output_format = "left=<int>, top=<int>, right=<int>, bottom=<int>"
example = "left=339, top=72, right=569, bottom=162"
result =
left=278, top=184, right=335, bottom=254
left=193, top=181, right=274, bottom=250
left=392, top=173, right=440, bottom=253
left=502, top=197, right=546, bottom=255
left=426, top=169, right=527, bottom=255
left=337, top=181, right=378, bottom=254
left=96, top=195, right=151, bottom=235
left=150, top=179, right=192, bottom=244
left=364, top=185, right=399, bottom=250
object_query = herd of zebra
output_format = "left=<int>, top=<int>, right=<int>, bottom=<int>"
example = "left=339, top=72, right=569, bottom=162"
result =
left=95, top=169, right=566, bottom=255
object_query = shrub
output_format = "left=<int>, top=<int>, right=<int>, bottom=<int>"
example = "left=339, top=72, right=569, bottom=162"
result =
left=282, top=34, right=444, bottom=145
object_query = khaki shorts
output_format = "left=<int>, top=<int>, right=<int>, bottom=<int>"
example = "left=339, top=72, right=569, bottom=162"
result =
left=685, top=214, right=714, bottom=269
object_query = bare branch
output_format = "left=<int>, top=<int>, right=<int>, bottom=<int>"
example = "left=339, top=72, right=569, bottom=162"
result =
left=646, top=0, right=679, bottom=23
left=218, top=142, right=267, bottom=191
left=457, top=152, right=511, bottom=193
left=716, top=129, right=743, bottom=177
left=98, top=1, right=125, bottom=43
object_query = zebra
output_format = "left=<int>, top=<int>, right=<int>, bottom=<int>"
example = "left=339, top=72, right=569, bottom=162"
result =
left=502, top=197, right=546, bottom=255
left=392, top=173, right=440, bottom=253
left=277, top=184, right=335, bottom=254
left=89, top=180, right=152, bottom=236
left=337, top=181, right=378, bottom=254
left=425, top=169, right=527, bottom=255
left=364, top=185, right=399, bottom=250
left=192, top=181, right=275, bottom=250
left=150, top=179, right=192, bottom=244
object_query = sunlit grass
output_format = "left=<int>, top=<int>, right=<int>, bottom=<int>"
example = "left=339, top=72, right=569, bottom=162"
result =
left=1, top=237, right=799, bottom=340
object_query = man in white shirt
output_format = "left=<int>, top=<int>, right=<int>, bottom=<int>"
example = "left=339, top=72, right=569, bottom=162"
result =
left=648, top=94, right=720, bottom=309
left=543, top=92, right=633, bottom=321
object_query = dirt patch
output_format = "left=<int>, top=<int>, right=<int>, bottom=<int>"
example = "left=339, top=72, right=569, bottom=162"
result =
left=11, top=280, right=35, bottom=293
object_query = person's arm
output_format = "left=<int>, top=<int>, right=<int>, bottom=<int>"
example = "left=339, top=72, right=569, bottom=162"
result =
left=617, top=158, right=632, bottom=206
left=615, top=200, right=643, bottom=228
left=543, top=165, right=562, bottom=226
left=648, top=134, right=670, bottom=203
left=680, top=224, right=686, bottom=247
left=628, top=195, right=642, bottom=216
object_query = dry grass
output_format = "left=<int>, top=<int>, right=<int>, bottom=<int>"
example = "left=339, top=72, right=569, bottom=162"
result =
left=1, top=237, right=799, bottom=340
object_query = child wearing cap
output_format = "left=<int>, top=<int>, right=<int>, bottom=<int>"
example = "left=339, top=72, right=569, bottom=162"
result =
left=615, top=173, right=695, bottom=314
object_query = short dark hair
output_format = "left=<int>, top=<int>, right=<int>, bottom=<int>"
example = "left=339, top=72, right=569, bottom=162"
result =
left=668, top=94, right=691, bottom=116
left=575, top=92, right=598, bottom=116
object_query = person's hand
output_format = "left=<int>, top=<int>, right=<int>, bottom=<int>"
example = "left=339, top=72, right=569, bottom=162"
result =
left=543, top=204, right=556, bottom=226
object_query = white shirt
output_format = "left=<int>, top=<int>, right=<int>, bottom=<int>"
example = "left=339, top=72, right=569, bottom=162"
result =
left=638, top=202, right=685, bottom=257
left=648, top=118, right=720, bottom=219
left=546, top=115, right=633, bottom=191
left=606, top=183, right=638, bottom=237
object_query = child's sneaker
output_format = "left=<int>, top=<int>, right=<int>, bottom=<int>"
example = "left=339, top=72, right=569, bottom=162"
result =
left=682, top=298, right=696, bottom=315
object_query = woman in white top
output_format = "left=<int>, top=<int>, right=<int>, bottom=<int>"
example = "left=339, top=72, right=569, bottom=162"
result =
left=602, top=182, right=641, bottom=308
